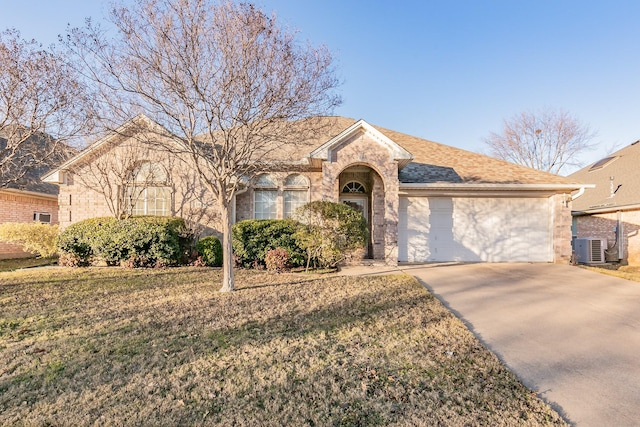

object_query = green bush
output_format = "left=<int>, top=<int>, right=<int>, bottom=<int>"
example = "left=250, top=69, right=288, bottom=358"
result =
left=232, top=219, right=305, bottom=268
left=195, top=236, right=223, bottom=267
left=292, top=201, right=368, bottom=268
left=0, top=222, right=60, bottom=258
left=57, top=216, right=192, bottom=267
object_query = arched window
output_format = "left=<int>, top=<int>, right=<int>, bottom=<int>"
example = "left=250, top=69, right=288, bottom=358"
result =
left=342, top=181, right=366, bottom=193
left=284, top=174, right=309, bottom=218
left=127, top=161, right=171, bottom=216
left=254, top=174, right=278, bottom=219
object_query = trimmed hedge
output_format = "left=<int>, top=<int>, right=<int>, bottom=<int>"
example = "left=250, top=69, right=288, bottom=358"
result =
left=58, top=216, right=192, bottom=267
left=195, top=236, right=223, bottom=267
left=232, top=219, right=305, bottom=268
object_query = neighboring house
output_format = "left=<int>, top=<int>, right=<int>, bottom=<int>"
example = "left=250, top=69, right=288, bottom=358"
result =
left=569, top=141, right=640, bottom=265
left=43, top=115, right=584, bottom=265
left=0, top=131, right=67, bottom=259
left=0, top=185, right=59, bottom=259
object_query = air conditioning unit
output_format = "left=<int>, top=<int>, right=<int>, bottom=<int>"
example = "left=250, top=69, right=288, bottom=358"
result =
left=574, top=238, right=607, bottom=264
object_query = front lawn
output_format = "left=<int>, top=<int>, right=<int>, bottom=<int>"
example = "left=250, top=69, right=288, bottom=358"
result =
left=0, top=268, right=566, bottom=426
left=584, top=265, right=640, bottom=283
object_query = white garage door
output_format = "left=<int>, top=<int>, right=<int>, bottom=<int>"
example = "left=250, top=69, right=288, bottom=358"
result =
left=398, top=196, right=552, bottom=262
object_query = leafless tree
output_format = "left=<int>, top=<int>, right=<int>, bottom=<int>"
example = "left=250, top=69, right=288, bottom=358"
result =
left=66, top=0, right=341, bottom=291
left=0, top=29, right=89, bottom=188
left=68, top=119, right=165, bottom=219
left=484, top=109, right=597, bottom=175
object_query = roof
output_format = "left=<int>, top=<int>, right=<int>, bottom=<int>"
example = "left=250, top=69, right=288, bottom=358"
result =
left=273, top=116, right=580, bottom=186
left=569, top=141, right=640, bottom=213
left=0, top=131, right=74, bottom=196
left=45, top=115, right=580, bottom=189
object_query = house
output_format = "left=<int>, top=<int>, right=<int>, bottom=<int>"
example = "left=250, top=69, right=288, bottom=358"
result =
left=0, top=185, right=59, bottom=259
left=43, top=116, right=584, bottom=265
left=0, top=132, right=64, bottom=259
left=569, top=141, right=640, bottom=265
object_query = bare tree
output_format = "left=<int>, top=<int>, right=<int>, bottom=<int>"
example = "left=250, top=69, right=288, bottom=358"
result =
left=0, top=29, right=88, bottom=188
left=66, top=0, right=341, bottom=291
left=68, top=119, right=165, bottom=219
left=484, top=109, right=596, bottom=175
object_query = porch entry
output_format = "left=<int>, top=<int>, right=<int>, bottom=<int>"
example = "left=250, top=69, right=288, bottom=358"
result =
left=337, top=165, right=385, bottom=260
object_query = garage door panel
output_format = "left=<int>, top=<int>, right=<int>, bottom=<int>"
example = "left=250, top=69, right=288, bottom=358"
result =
left=398, top=196, right=552, bottom=263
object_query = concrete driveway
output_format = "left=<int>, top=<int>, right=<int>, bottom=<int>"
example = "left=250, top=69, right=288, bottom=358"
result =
left=403, top=263, right=640, bottom=427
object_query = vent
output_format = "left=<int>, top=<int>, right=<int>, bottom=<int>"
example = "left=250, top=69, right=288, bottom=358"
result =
left=574, top=238, right=607, bottom=264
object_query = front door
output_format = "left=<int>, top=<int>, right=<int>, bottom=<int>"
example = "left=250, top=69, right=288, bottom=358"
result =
left=340, top=196, right=368, bottom=222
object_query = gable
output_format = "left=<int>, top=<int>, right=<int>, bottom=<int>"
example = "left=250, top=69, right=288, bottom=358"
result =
left=308, top=119, right=413, bottom=169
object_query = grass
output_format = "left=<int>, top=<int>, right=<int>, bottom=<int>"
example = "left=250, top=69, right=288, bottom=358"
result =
left=0, top=267, right=566, bottom=426
left=0, top=257, right=56, bottom=272
left=583, top=265, right=640, bottom=282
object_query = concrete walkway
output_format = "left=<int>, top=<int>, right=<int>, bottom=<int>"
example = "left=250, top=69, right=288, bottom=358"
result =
left=403, top=263, right=640, bottom=427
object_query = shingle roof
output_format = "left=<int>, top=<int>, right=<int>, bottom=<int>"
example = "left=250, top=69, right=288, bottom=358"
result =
left=569, top=141, right=640, bottom=212
left=277, top=116, right=579, bottom=185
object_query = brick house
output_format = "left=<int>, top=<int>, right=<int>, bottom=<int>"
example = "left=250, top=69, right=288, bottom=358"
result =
left=0, top=186, right=59, bottom=258
left=43, top=115, right=584, bottom=264
left=569, top=141, right=640, bottom=265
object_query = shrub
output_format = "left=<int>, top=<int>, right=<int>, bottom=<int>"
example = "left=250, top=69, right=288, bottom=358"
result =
left=195, top=236, right=223, bottom=267
left=0, top=222, right=60, bottom=258
left=292, top=201, right=368, bottom=269
left=57, top=216, right=193, bottom=267
left=265, top=247, right=290, bottom=273
left=232, top=219, right=305, bottom=268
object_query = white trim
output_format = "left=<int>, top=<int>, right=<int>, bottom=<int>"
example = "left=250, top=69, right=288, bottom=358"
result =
left=42, top=114, right=172, bottom=183
left=309, top=119, right=413, bottom=167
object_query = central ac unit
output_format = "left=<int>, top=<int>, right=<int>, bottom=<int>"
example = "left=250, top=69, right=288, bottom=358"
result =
left=574, top=238, right=607, bottom=264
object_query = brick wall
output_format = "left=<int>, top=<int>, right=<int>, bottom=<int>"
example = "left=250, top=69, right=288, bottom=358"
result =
left=575, top=209, right=640, bottom=265
left=552, top=193, right=573, bottom=263
left=0, top=190, right=59, bottom=258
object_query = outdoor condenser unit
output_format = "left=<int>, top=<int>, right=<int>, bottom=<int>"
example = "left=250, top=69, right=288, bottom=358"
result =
left=574, top=238, right=607, bottom=264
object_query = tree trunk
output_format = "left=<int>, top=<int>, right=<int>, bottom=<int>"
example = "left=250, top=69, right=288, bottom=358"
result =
left=219, top=201, right=235, bottom=292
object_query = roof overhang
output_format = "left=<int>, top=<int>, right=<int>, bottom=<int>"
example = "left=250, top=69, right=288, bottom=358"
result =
left=308, top=119, right=413, bottom=169
left=572, top=202, right=640, bottom=216
left=42, top=114, right=165, bottom=184
left=399, top=183, right=588, bottom=198
left=0, top=187, right=58, bottom=201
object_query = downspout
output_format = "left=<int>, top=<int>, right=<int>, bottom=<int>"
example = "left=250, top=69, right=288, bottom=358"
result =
left=571, top=186, right=586, bottom=201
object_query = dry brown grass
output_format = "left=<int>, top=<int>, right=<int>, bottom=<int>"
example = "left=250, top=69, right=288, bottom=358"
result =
left=0, top=257, right=55, bottom=273
left=583, top=265, right=640, bottom=282
left=0, top=267, right=566, bottom=426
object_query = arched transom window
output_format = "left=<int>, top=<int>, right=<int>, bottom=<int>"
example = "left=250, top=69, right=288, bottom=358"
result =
left=342, top=181, right=366, bottom=193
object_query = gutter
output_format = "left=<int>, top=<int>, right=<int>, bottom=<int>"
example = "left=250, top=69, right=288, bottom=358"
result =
left=399, top=183, right=587, bottom=191
left=0, top=187, right=58, bottom=201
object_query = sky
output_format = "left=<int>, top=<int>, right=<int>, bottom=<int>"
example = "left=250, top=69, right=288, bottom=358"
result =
left=2, top=0, right=640, bottom=174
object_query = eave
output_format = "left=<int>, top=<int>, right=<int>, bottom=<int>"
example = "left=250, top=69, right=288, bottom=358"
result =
left=308, top=119, right=413, bottom=169
left=399, top=182, right=588, bottom=198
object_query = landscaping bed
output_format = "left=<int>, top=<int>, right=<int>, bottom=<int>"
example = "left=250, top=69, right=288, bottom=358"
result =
left=0, top=267, right=566, bottom=426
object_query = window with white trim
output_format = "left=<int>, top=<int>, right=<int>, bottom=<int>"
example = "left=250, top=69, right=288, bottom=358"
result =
left=284, top=174, right=309, bottom=218
left=127, top=161, right=172, bottom=216
left=33, top=212, right=52, bottom=223
left=254, top=174, right=278, bottom=219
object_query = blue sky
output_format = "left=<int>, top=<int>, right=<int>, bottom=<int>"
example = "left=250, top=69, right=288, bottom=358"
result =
left=2, top=0, right=640, bottom=174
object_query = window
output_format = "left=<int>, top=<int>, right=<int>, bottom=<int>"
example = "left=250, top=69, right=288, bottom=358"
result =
left=132, top=187, right=172, bottom=216
left=33, top=212, right=51, bottom=223
left=589, top=156, right=618, bottom=172
left=254, top=174, right=278, bottom=219
left=342, top=181, right=366, bottom=193
left=126, top=161, right=171, bottom=216
left=284, top=174, right=309, bottom=218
